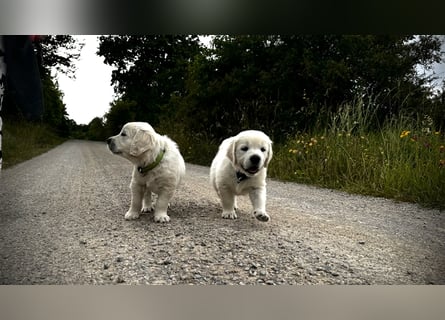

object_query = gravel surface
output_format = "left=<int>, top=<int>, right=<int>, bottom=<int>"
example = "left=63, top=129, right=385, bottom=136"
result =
left=0, top=140, right=444, bottom=284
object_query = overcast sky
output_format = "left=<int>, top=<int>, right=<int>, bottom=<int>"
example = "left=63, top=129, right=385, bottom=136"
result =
left=55, top=35, right=114, bottom=125
left=56, top=35, right=445, bottom=126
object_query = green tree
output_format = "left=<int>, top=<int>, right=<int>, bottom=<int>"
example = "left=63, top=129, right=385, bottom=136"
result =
left=175, top=35, right=442, bottom=141
left=97, top=35, right=201, bottom=126
left=41, top=74, right=70, bottom=136
left=104, top=99, right=137, bottom=136
left=87, top=117, right=107, bottom=141
left=37, top=35, right=83, bottom=134
left=38, top=35, right=84, bottom=77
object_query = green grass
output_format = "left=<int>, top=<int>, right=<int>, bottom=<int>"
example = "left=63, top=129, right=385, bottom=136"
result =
left=157, top=122, right=218, bottom=166
left=269, top=104, right=445, bottom=209
left=160, top=97, right=445, bottom=210
left=2, top=120, right=66, bottom=169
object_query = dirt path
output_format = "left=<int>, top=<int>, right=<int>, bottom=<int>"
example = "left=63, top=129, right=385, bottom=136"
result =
left=0, top=140, right=443, bottom=284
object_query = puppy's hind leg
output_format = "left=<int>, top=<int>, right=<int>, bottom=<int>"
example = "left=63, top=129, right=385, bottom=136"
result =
left=153, top=189, right=174, bottom=223
left=141, top=189, right=155, bottom=213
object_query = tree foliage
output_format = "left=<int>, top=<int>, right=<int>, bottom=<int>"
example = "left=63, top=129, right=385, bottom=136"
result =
left=41, top=73, right=70, bottom=135
left=176, top=35, right=443, bottom=141
left=38, top=35, right=84, bottom=77
left=97, top=35, right=201, bottom=131
left=104, top=99, right=137, bottom=135
left=39, top=35, right=83, bottom=136
left=87, top=117, right=107, bottom=141
left=96, top=35, right=444, bottom=142
left=3, top=35, right=84, bottom=138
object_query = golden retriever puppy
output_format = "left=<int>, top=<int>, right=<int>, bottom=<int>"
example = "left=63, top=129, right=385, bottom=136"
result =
left=210, top=130, right=273, bottom=222
left=107, top=122, right=185, bottom=222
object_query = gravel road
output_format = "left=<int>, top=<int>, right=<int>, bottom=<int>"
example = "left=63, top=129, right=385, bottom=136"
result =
left=0, top=140, right=444, bottom=284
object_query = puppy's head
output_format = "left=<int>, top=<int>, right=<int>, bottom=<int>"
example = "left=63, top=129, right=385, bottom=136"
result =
left=107, top=122, right=157, bottom=162
left=227, top=130, right=273, bottom=176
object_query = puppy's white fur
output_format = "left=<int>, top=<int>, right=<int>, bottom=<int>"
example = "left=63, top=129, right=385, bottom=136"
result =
left=107, top=122, right=185, bottom=223
left=210, top=130, right=273, bottom=222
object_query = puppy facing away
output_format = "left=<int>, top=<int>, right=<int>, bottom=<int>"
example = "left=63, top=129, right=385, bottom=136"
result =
left=210, top=130, right=273, bottom=222
left=107, top=122, right=185, bottom=223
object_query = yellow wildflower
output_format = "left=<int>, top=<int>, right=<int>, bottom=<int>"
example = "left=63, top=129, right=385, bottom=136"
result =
left=400, top=130, right=411, bottom=138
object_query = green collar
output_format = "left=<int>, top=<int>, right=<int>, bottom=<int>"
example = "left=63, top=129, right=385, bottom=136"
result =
left=137, top=148, right=166, bottom=175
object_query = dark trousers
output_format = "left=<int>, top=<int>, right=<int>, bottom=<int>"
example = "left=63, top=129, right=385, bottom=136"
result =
left=0, top=35, right=44, bottom=170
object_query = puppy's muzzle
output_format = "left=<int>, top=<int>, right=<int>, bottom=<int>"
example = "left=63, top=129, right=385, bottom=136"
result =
left=244, top=154, right=261, bottom=174
left=106, top=138, right=119, bottom=154
left=250, top=155, right=260, bottom=165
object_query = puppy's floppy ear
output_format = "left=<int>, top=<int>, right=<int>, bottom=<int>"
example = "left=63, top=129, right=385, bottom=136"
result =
left=130, top=129, right=154, bottom=156
left=264, top=140, right=273, bottom=168
left=226, top=137, right=238, bottom=165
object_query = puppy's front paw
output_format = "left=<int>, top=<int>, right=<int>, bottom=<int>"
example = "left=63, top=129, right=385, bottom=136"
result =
left=125, top=210, right=140, bottom=220
left=254, top=210, right=270, bottom=222
left=222, top=210, right=237, bottom=219
left=154, top=214, right=170, bottom=223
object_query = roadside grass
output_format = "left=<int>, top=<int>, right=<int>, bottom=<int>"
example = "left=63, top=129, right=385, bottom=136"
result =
left=160, top=96, right=445, bottom=209
left=269, top=100, right=445, bottom=209
left=157, top=121, right=218, bottom=166
left=1, top=120, right=66, bottom=169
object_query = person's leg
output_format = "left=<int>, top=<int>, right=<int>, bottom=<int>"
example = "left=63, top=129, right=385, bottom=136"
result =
left=3, top=36, right=43, bottom=122
left=0, top=35, right=7, bottom=170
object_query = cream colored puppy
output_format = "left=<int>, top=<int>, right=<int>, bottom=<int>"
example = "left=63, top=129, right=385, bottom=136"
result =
left=210, top=130, right=273, bottom=222
left=107, top=122, right=185, bottom=223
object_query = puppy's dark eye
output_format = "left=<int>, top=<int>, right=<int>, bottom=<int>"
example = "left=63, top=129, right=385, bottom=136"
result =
left=121, top=132, right=127, bottom=137
left=261, top=147, right=266, bottom=152
left=240, top=146, right=248, bottom=152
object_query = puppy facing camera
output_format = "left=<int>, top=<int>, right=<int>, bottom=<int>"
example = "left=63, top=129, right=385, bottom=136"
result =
left=210, top=130, right=273, bottom=222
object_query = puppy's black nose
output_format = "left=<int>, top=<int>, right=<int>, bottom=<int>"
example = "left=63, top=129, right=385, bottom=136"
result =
left=250, top=155, right=261, bottom=165
left=106, top=138, right=112, bottom=145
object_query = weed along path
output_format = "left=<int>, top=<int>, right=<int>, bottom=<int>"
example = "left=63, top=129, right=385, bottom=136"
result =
left=0, top=140, right=444, bottom=284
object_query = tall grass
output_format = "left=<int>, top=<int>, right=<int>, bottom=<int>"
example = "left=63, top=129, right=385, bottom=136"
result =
left=157, top=121, right=218, bottom=166
left=269, top=97, right=445, bottom=209
left=158, top=96, right=444, bottom=209
left=2, top=120, right=65, bottom=169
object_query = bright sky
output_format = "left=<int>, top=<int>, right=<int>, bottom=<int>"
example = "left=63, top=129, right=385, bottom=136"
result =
left=56, top=35, right=114, bottom=125
left=56, top=35, right=444, bottom=126
left=56, top=35, right=212, bottom=125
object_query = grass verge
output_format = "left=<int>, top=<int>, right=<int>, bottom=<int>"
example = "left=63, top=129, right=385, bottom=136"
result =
left=160, top=98, right=445, bottom=210
left=269, top=104, right=445, bottom=209
left=157, top=122, right=218, bottom=166
left=2, top=120, right=66, bottom=169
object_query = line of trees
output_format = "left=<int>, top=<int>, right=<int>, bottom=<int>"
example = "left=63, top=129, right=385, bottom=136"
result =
left=86, top=35, right=444, bottom=143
